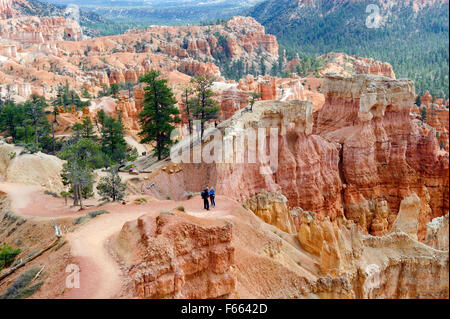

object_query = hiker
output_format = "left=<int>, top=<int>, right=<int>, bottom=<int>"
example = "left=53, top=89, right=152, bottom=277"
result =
left=201, top=187, right=210, bottom=211
left=209, top=186, right=216, bottom=208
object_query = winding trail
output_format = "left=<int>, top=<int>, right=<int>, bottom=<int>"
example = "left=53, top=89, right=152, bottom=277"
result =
left=0, top=182, right=240, bottom=298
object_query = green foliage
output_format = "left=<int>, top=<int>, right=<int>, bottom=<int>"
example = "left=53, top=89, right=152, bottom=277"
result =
left=421, top=106, right=427, bottom=123
left=59, top=138, right=101, bottom=207
left=0, top=267, right=43, bottom=299
left=177, top=205, right=185, bottom=212
left=97, top=167, right=127, bottom=202
left=81, top=88, right=92, bottom=99
left=126, top=147, right=139, bottom=162
left=44, top=190, right=59, bottom=198
left=415, top=95, right=422, bottom=106
left=88, top=210, right=109, bottom=218
left=134, top=197, right=148, bottom=205
left=0, top=95, right=55, bottom=153
left=249, top=0, right=449, bottom=99
left=248, top=92, right=262, bottom=110
left=54, top=84, right=91, bottom=110
left=110, top=83, right=120, bottom=98
left=72, top=116, right=96, bottom=142
left=138, top=71, right=181, bottom=160
left=190, top=75, right=221, bottom=139
left=0, top=243, right=21, bottom=271
left=74, top=210, right=109, bottom=225
left=98, top=111, right=128, bottom=164
left=185, top=192, right=200, bottom=200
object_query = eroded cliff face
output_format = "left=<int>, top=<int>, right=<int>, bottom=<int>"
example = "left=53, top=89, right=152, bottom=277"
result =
left=317, top=53, right=396, bottom=79
left=112, top=212, right=235, bottom=299
left=144, top=74, right=448, bottom=241
left=111, top=194, right=448, bottom=299
left=0, top=16, right=83, bottom=43
left=315, top=74, right=449, bottom=238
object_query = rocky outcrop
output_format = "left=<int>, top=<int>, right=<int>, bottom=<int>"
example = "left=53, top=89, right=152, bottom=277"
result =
left=116, top=96, right=139, bottom=131
left=144, top=74, right=448, bottom=242
left=177, top=59, right=221, bottom=78
left=0, top=16, right=83, bottom=43
left=390, top=194, right=421, bottom=240
left=295, top=205, right=448, bottom=298
left=424, top=214, right=449, bottom=251
left=314, top=74, right=449, bottom=238
left=353, top=57, right=395, bottom=78
left=0, top=143, right=64, bottom=193
left=318, top=53, right=396, bottom=78
left=0, top=0, right=15, bottom=19
left=245, top=190, right=296, bottom=234
left=113, top=212, right=235, bottom=299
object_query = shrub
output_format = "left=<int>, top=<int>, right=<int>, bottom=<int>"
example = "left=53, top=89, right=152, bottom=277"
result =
left=177, top=206, right=185, bottom=212
left=166, top=195, right=172, bottom=200
left=134, top=197, right=148, bottom=205
left=88, top=210, right=109, bottom=218
left=44, top=190, right=59, bottom=198
left=0, top=267, right=43, bottom=299
left=0, top=242, right=21, bottom=270
left=74, top=210, right=109, bottom=225
left=184, top=192, right=199, bottom=200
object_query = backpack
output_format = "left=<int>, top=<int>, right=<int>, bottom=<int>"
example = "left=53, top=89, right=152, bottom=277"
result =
left=201, top=190, right=207, bottom=199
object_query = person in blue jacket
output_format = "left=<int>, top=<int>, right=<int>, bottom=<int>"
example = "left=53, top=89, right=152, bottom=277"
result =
left=209, top=186, right=216, bottom=208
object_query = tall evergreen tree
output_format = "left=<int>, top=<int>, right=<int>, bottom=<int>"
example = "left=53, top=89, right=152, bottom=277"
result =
left=60, top=138, right=101, bottom=209
left=138, top=71, right=181, bottom=160
left=23, top=94, right=48, bottom=148
left=72, top=116, right=96, bottom=142
left=110, top=83, right=120, bottom=98
left=181, top=87, right=194, bottom=135
left=99, top=113, right=127, bottom=164
left=190, top=75, right=220, bottom=140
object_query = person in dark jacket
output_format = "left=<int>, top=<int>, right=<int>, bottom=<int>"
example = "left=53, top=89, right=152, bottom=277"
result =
left=209, top=186, right=215, bottom=208
left=201, top=187, right=210, bottom=211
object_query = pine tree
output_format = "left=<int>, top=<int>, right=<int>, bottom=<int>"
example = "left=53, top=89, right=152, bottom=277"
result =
left=415, top=95, right=422, bottom=106
left=138, top=71, right=181, bottom=160
left=181, top=87, right=194, bottom=135
left=190, top=75, right=220, bottom=140
left=97, top=166, right=127, bottom=202
left=421, top=106, right=427, bottom=123
left=60, top=138, right=101, bottom=209
left=22, top=94, right=50, bottom=152
left=248, top=92, right=262, bottom=112
left=72, top=116, right=96, bottom=142
left=110, top=83, right=120, bottom=98
left=99, top=113, right=127, bottom=164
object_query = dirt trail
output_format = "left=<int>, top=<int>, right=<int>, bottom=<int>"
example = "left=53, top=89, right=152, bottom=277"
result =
left=63, top=197, right=240, bottom=298
left=0, top=182, right=96, bottom=219
left=0, top=182, right=239, bottom=298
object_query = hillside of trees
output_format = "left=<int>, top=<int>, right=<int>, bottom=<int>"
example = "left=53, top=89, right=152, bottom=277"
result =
left=248, top=0, right=449, bottom=99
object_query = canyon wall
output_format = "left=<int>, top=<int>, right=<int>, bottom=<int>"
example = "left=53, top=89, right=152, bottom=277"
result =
left=144, top=74, right=448, bottom=242
left=113, top=212, right=235, bottom=299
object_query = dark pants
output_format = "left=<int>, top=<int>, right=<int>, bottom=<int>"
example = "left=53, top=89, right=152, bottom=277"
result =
left=210, top=195, right=215, bottom=207
left=203, top=198, right=209, bottom=210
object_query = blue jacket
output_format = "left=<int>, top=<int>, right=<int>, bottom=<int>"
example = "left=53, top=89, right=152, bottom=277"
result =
left=209, top=189, right=215, bottom=196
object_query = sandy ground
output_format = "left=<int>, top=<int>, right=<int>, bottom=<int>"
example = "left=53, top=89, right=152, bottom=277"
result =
left=0, top=181, right=241, bottom=298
